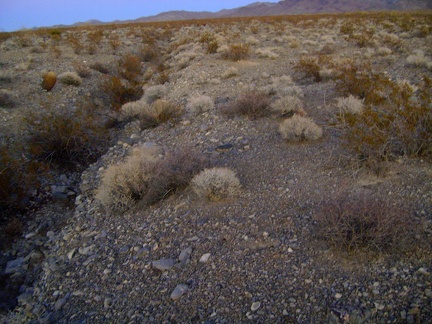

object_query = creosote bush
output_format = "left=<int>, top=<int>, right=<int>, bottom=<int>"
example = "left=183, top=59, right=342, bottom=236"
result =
left=191, top=167, right=241, bottom=201
left=314, top=194, right=419, bottom=252
left=279, top=114, right=323, bottom=141
left=222, top=91, right=270, bottom=118
left=25, top=104, right=110, bottom=167
left=96, top=147, right=207, bottom=213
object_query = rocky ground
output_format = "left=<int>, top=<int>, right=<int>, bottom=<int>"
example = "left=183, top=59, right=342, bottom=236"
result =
left=0, top=12, right=431, bottom=323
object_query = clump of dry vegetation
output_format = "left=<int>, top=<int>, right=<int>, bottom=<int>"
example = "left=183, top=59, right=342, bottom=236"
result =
left=279, top=114, right=323, bottom=141
left=191, top=167, right=241, bottom=201
left=138, top=99, right=181, bottom=129
left=221, top=43, right=250, bottom=61
left=314, top=194, right=420, bottom=252
left=96, top=147, right=207, bottom=213
left=222, top=90, right=270, bottom=118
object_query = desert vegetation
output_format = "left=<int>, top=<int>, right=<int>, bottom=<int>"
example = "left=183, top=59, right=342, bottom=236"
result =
left=0, top=10, right=431, bottom=323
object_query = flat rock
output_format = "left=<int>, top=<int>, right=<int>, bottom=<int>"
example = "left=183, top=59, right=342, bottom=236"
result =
left=152, top=258, right=176, bottom=271
left=171, top=284, right=188, bottom=300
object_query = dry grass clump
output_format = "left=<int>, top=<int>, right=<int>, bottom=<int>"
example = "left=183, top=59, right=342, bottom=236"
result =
left=139, top=99, right=181, bottom=129
left=191, top=167, right=241, bottom=201
left=261, top=75, right=303, bottom=97
left=142, top=85, right=167, bottom=104
left=90, top=62, right=110, bottom=74
left=58, top=71, right=82, bottom=86
left=279, top=114, right=323, bottom=141
left=96, top=147, right=207, bottom=213
left=294, top=56, right=322, bottom=82
left=118, top=54, right=142, bottom=83
left=222, top=91, right=271, bottom=118
left=119, top=99, right=149, bottom=122
left=221, top=66, right=239, bottom=79
left=186, top=95, right=214, bottom=116
left=256, top=48, right=279, bottom=59
left=221, top=43, right=250, bottom=61
left=314, top=194, right=419, bottom=252
left=406, top=50, right=431, bottom=68
left=271, top=95, right=306, bottom=118
left=336, top=95, right=365, bottom=116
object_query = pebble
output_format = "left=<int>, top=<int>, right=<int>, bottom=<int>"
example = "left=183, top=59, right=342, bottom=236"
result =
left=335, top=293, right=342, bottom=299
left=170, top=284, right=188, bottom=300
left=4, top=257, right=25, bottom=275
left=251, top=302, right=261, bottom=311
left=417, top=267, right=430, bottom=276
left=178, top=247, right=193, bottom=262
left=199, top=253, right=211, bottom=263
left=152, top=258, right=176, bottom=271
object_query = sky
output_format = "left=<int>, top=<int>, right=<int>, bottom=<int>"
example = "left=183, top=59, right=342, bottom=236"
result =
left=0, top=0, right=279, bottom=32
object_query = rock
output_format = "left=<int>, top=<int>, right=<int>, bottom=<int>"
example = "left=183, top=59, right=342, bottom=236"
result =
left=215, top=143, right=233, bottom=152
left=335, top=293, right=342, bottom=299
left=199, top=253, right=211, bottom=263
left=417, top=267, right=430, bottom=276
left=4, top=257, right=25, bottom=274
left=67, top=249, right=76, bottom=260
left=170, top=284, right=188, bottom=301
left=54, top=292, right=70, bottom=311
left=251, top=301, right=261, bottom=311
left=152, top=258, right=176, bottom=271
left=104, top=297, right=113, bottom=309
left=178, top=247, right=193, bottom=262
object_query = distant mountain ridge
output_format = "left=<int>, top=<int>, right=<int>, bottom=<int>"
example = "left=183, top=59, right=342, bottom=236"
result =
left=72, top=0, right=431, bottom=27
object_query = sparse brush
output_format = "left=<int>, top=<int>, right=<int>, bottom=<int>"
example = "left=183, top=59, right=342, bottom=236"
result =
left=118, top=54, right=142, bottom=83
left=139, top=99, right=181, bottom=129
left=90, top=62, right=110, bottom=74
left=142, top=84, right=167, bottom=104
left=101, top=76, right=143, bottom=111
left=256, top=48, right=279, bottom=59
left=186, top=95, right=214, bottom=116
left=0, top=90, right=16, bottom=108
left=191, top=167, right=241, bottom=201
left=24, top=103, right=110, bottom=167
left=406, top=50, right=430, bottom=68
left=222, top=90, right=270, bottom=118
left=58, top=71, right=82, bottom=86
left=294, top=56, right=322, bottom=82
left=279, top=114, right=323, bottom=141
left=314, top=194, right=419, bottom=252
left=119, top=100, right=150, bottom=122
left=221, top=43, right=250, bottom=61
left=221, top=66, right=239, bottom=79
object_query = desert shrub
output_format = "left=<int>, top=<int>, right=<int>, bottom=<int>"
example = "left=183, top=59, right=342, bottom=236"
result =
left=139, top=44, right=159, bottom=62
left=142, top=84, right=167, bottom=104
left=341, top=76, right=432, bottom=161
left=96, top=147, right=207, bottom=212
left=0, top=90, right=15, bottom=108
left=245, top=36, right=259, bottom=45
left=294, top=56, right=322, bottom=82
left=222, top=91, right=270, bottom=118
left=118, top=54, right=142, bottom=83
left=109, top=33, right=121, bottom=52
left=271, top=95, right=305, bottom=118
left=314, top=194, right=418, bottom=252
left=199, top=31, right=219, bottom=54
left=119, top=100, right=149, bottom=122
left=101, top=76, right=143, bottom=110
left=25, top=104, right=110, bottom=167
left=256, top=48, right=279, bottom=59
left=73, top=61, right=91, bottom=78
left=67, top=34, right=84, bottom=54
left=406, top=50, right=430, bottom=68
left=139, top=99, right=181, bottom=129
left=261, top=75, right=303, bottom=97
left=279, top=114, right=323, bottom=141
left=90, top=62, right=110, bottom=74
left=186, top=95, right=214, bottom=115
left=377, top=47, right=392, bottom=56
left=95, top=147, right=160, bottom=213
left=58, top=71, right=82, bottom=86
left=221, top=43, right=250, bottom=61
left=191, top=167, right=241, bottom=201
left=336, top=95, right=365, bottom=116
left=221, top=66, right=239, bottom=79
